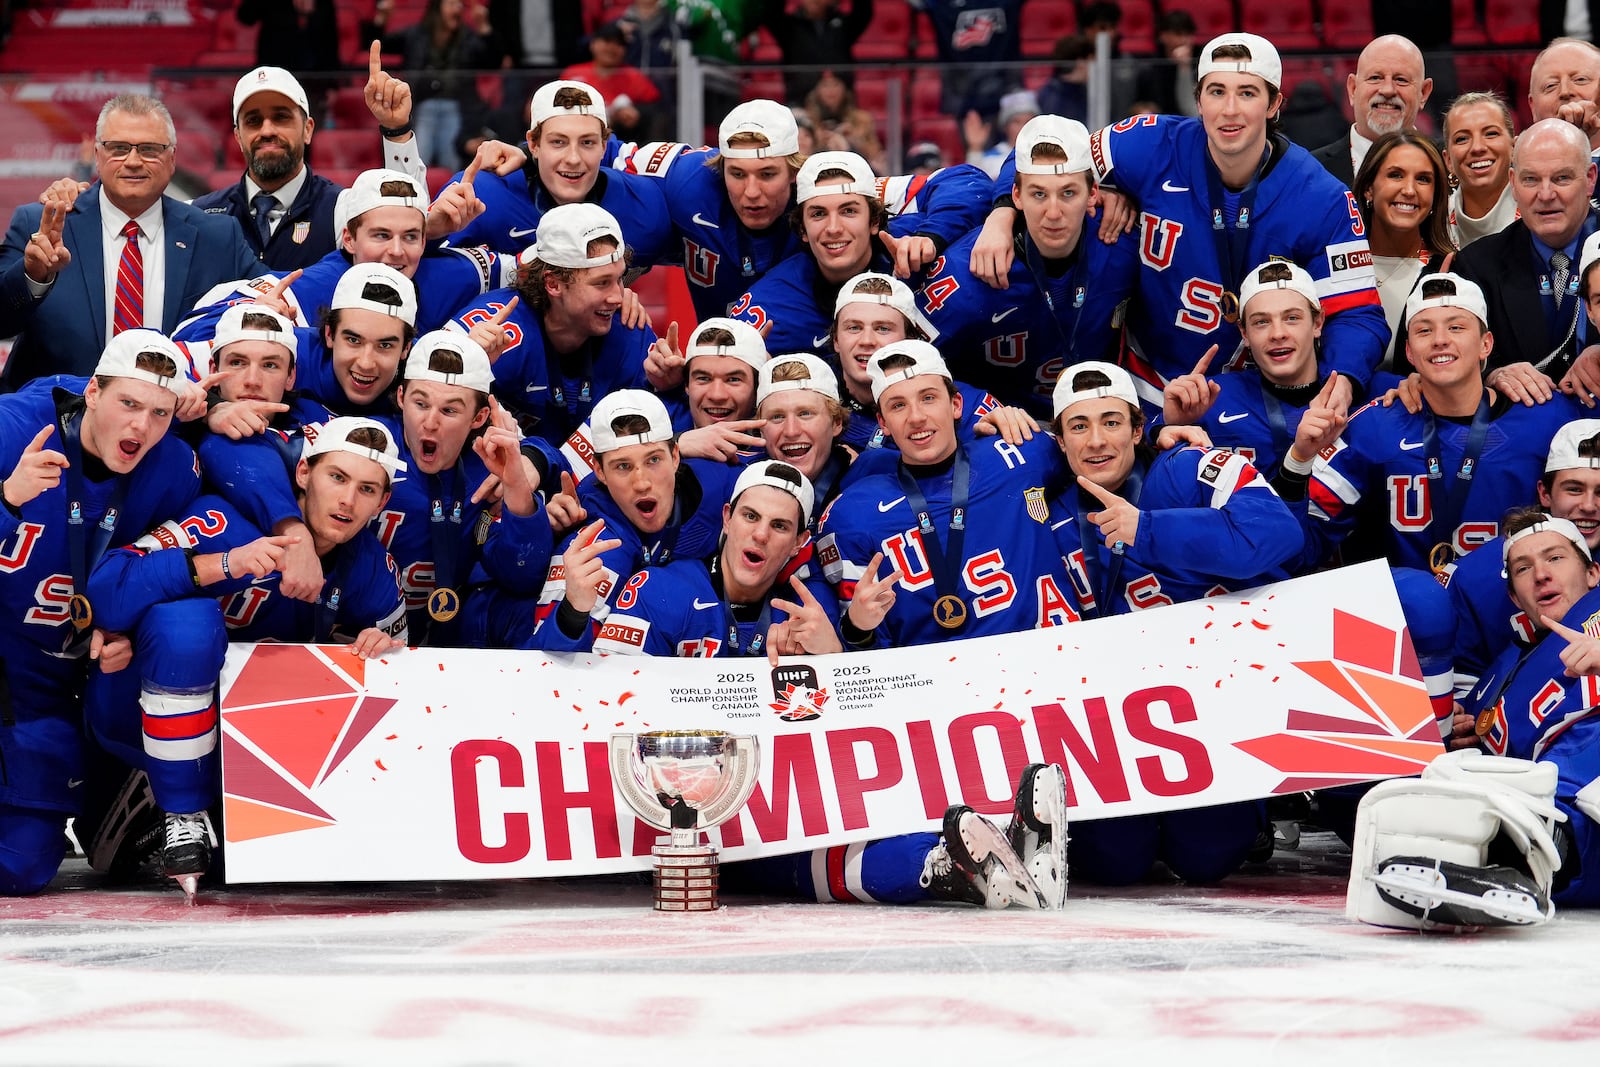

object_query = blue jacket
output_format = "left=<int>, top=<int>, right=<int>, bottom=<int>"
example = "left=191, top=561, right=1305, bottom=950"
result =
left=190, top=168, right=344, bottom=272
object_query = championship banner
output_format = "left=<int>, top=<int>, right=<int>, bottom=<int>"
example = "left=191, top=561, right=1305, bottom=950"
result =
left=218, top=560, right=1441, bottom=883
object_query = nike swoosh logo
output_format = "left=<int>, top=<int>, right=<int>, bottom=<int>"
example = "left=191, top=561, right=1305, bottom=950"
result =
left=692, top=599, right=718, bottom=610
left=991, top=307, right=1018, bottom=324
left=1162, top=180, right=1189, bottom=192
left=813, top=335, right=830, bottom=348
left=1217, top=411, right=1248, bottom=424
left=1472, top=682, right=1491, bottom=701
left=525, top=383, right=549, bottom=393
left=878, top=496, right=907, bottom=512
left=509, top=226, right=537, bottom=238
left=692, top=213, right=720, bottom=229
left=66, top=779, right=84, bottom=789
left=1399, top=439, right=1424, bottom=451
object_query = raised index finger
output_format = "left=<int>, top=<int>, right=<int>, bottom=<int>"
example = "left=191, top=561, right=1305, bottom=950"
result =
left=24, top=424, right=56, bottom=453
left=1076, top=474, right=1122, bottom=506
left=369, top=40, right=383, bottom=78
left=491, top=294, right=518, bottom=323
left=1193, top=344, right=1218, bottom=378
left=462, top=155, right=482, bottom=186
left=267, top=269, right=303, bottom=298
left=789, top=573, right=821, bottom=606
left=1542, top=614, right=1588, bottom=642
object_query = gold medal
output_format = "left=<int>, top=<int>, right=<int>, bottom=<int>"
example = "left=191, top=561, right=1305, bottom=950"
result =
left=1220, top=291, right=1240, bottom=324
left=69, top=593, right=93, bottom=631
left=1428, top=542, right=1455, bottom=580
left=1475, top=706, right=1497, bottom=737
left=428, top=587, right=461, bottom=623
left=934, top=594, right=968, bottom=630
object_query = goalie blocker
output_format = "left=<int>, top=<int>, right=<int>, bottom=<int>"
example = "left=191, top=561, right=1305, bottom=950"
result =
left=1347, top=750, right=1567, bottom=931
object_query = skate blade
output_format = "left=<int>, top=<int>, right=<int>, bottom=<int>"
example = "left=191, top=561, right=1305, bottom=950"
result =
left=172, top=874, right=200, bottom=905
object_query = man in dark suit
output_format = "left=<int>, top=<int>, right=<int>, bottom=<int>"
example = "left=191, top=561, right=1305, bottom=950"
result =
left=0, top=94, right=259, bottom=388
left=191, top=67, right=343, bottom=272
left=1454, top=119, right=1599, bottom=398
left=1311, top=35, right=1432, bottom=187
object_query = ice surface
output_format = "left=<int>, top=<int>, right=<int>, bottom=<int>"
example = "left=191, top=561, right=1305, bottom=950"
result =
left=0, top=831, right=1596, bottom=1065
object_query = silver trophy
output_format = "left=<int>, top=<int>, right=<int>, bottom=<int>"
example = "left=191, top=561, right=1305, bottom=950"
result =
left=609, top=730, right=761, bottom=912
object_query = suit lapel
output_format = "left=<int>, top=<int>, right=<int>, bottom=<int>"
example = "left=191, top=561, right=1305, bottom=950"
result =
left=68, top=188, right=107, bottom=348
left=162, top=200, right=197, bottom=334
left=1506, top=226, right=1550, bottom=362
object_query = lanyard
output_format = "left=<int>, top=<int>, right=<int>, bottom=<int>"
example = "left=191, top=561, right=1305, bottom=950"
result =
left=639, top=498, right=684, bottom=566
left=709, top=554, right=774, bottom=655
left=1072, top=463, right=1143, bottom=618
left=1259, top=389, right=1293, bottom=470
left=312, top=549, right=345, bottom=643
left=425, top=464, right=465, bottom=625
left=897, top=450, right=972, bottom=630
left=1020, top=232, right=1085, bottom=353
left=60, top=410, right=130, bottom=632
left=546, top=326, right=598, bottom=437
left=1202, top=146, right=1269, bottom=322
left=1421, top=395, right=1492, bottom=567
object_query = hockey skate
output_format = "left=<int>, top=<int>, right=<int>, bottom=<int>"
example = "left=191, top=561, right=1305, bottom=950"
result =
left=921, top=805, right=1047, bottom=909
left=1370, top=856, right=1554, bottom=928
left=1006, top=762, right=1068, bottom=910
left=161, top=811, right=216, bottom=905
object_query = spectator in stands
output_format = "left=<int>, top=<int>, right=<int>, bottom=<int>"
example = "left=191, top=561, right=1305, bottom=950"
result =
left=1313, top=35, right=1433, bottom=188
left=762, top=0, right=874, bottom=106
left=0, top=94, right=258, bottom=387
left=562, top=22, right=664, bottom=142
left=793, top=108, right=819, bottom=154
left=673, top=0, right=754, bottom=132
left=616, top=0, right=678, bottom=74
left=804, top=70, right=886, bottom=173
left=236, top=0, right=341, bottom=118
left=486, top=0, right=587, bottom=70
left=1444, top=91, right=1518, bottom=249
left=1036, top=34, right=1091, bottom=125
left=366, top=0, right=498, bottom=171
left=904, top=140, right=945, bottom=176
left=191, top=68, right=343, bottom=272
left=1529, top=38, right=1600, bottom=157
left=1134, top=10, right=1197, bottom=118
left=1352, top=130, right=1456, bottom=369
left=965, top=89, right=1037, bottom=180
left=911, top=0, right=1023, bottom=119
left=1454, top=119, right=1599, bottom=395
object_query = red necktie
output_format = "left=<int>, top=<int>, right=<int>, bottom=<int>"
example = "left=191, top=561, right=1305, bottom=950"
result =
left=113, top=219, right=143, bottom=335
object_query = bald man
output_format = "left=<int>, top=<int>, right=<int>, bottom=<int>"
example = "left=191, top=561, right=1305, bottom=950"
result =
left=1454, top=119, right=1599, bottom=395
left=1312, top=35, right=1433, bottom=187
left=1530, top=37, right=1600, bottom=156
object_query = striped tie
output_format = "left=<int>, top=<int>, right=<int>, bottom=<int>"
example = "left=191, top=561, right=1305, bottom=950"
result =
left=113, top=219, right=143, bottom=335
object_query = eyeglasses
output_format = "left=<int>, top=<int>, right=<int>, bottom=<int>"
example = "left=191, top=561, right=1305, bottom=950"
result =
left=98, top=141, right=173, bottom=161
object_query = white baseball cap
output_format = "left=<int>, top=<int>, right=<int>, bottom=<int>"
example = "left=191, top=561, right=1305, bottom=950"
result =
left=1404, top=272, right=1488, bottom=329
left=330, top=263, right=419, bottom=326
left=405, top=330, right=494, bottom=394
left=590, top=389, right=675, bottom=454
left=686, top=317, right=768, bottom=370
left=94, top=329, right=188, bottom=392
left=834, top=271, right=938, bottom=341
left=531, top=79, right=608, bottom=127
left=1239, top=260, right=1321, bottom=315
left=1014, top=115, right=1094, bottom=175
left=1052, top=360, right=1140, bottom=419
left=758, top=353, right=840, bottom=407
left=523, top=203, right=626, bottom=269
left=336, top=169, right=427, bottom=241
left=302, top=416, right=408, bottom=477
left=212, top=303, right=297, bottom=363
left=1579, top=230, right=1600, bottom=287
left=1197, top=32, right=1283, bottom=91
left=233, top=66, right=309, bottom=121
left=1503, top=515, right=1593, bottom=570
left=866, top=338, right=951, bottom=403
left=1546, top=419, right=1600, bottom=472
left=796, top=151, right=877, bottom=202
left=732, top=459, right=815, bottom=526
left=719, top=99, right=801, bottom=159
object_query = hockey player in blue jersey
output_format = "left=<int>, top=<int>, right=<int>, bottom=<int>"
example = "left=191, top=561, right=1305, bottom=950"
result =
left=372, top=331, right=551, bottom=646
left=523, top=390, right=738, bottom=653
left=439, top=80, right=674, bottom=270
left=0, top=332, right=201, bottom=895
left=446, top=203, right=657, bottom=445
left=590, top=460, right=837, bottom=658
left=1045, top=360, right=1300, bottom=884
left=1449, top=420, right=1600, bottom=694
left=637, top=315, right=769, bottom=464
left=729, top=151, right=987, bottom=359
left=196, top=303, right=333, bottom=443
left=755, top=353, right=854, bottom=530
left=917, top=115, right=1138, bottom=417
left=180, top=168, right=516, bottom=341
left=1348, top=512, right=1600, bottom=930
left=1160, top=260, right=1351, bottom=480
left=815, top=340, right=1079, bottom=648
left=85, top=415, right=408, bottom=899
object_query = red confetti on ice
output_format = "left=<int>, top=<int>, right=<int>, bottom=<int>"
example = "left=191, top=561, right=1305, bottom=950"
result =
left=1251, top=619, right=1271, bottom=630
left=1214, top=680, right=1223, bottom=688
left=572, top=705, right=582, bottom=712
left=375, top=759, right=387, bottom=771
left=1204, top=622, right=1213, bottom=629
left=424, top=706, right=432, bottom=714
left=1249, top=664, right=1264, bottom=670
left=1231, top=621, right=1243, bottom=628
left=437, top=664, right=444, bottom=671
left=615, top=722, right=624, bottom=727
left=385, top=734, right=398, bottom=740
left=619, top=691, right=635, bottom=704
left=582, top=723, right=589, bottom=730
left=554, top=690, right=561, bottom=698
left=599, top=700, right=610, bottom=706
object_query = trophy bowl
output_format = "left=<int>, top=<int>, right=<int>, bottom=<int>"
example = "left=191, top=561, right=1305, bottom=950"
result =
left=610, top=730, right=760, bottom=912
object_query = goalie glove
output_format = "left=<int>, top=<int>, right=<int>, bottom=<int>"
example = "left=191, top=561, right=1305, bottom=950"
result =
left=1346, top=750, right=1566, bottom=931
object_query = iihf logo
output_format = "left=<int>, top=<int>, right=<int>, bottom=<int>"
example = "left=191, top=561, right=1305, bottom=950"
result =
left=769, top=663, right=828, bottom=722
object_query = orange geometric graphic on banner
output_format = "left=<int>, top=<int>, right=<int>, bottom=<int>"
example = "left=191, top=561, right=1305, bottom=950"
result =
left=223, top=794, right=335, bottom=843
left=225, top=644, right=365, bottom=709
left=226, top=694, right=360, bottom=788
left=1234, top=610, right=1441, bottom=791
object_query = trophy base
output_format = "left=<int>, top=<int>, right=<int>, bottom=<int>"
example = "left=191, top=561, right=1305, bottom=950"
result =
left=651, top=841, right=720, bottom=912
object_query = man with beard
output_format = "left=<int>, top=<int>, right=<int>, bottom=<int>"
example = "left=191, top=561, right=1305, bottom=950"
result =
left=1312, top=36, right=1433, bottom=187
